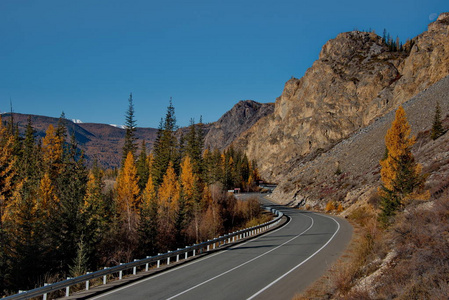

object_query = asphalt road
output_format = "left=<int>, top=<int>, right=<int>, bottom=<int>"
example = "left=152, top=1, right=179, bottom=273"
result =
left=90, top=194, right=352, bottom=300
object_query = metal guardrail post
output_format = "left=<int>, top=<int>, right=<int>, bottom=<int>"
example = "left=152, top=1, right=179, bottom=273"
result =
left=133, top=260, right=138, bottom=275
left=66, top=277, right=71, bottom=297
left=157, top=254, right=161, bottom=268
left=103, top=268, right=108, bottom=284
left=145, top=257, right=150, bottom=271
left=43, top=284, right=49, bottom=300
left=86, top=272, right=91, bottom=290
left=119, top=264, right=123, bottom=279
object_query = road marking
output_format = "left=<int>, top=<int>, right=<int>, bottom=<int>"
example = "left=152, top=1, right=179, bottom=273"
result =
left=90, top=214, right=292, bottom=299
left=246, top=213, right=341, bottom=300
left=166, top=214, right=314, bottom=300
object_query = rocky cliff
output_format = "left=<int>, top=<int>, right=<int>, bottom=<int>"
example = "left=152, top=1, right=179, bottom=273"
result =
left=204, top=100, right=274, bottom=150
left=234, top=13, right=449, bottom=188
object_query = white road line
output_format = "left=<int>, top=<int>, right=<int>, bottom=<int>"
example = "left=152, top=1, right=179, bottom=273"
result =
left=90, top=213, right=292, bottom=299
left=246, top=213, right=341, bottom=300
left=166, top=214, right=314, bottom=300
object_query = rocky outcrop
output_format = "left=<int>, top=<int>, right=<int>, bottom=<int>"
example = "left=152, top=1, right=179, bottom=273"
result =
left=204, top=100, right=274, bottom=150
left=234, top=13, right=449, bottom=187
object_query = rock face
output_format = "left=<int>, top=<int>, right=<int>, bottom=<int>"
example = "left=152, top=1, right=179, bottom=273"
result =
left=204, top=100, right=274, bottom=150
left=234, top=13, right=449, bottom=185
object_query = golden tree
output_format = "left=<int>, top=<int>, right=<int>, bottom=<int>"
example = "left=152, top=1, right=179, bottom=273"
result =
left=0, top=117, right=16, bottom=223
left=180, top=155, right=202, bottom=242
left=180, top=156, right=197, bottom=210
left=157, top=162, right=180, bottom=251
left=379, top=106, right=424, bottom=223
left=42, top=124, right=63, bottom=174
left=38, top=172, right=59, bottom=218
left=116, top=152, right=141, bottom=231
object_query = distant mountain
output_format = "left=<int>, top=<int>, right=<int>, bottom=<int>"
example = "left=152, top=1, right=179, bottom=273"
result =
left=2, top=113, right=158, bottom=169
left=3, top=99, right=273, bottom=169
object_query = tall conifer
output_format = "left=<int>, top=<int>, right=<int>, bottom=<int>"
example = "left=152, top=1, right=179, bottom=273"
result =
left=431, top=102, right=444, bottom=140
left=122, top=93, right=138, bottom=165
left=379, top=106, right=425, bottom=224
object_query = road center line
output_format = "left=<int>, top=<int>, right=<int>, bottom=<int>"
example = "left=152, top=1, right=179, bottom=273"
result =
left=246, top=213, right=341, bottom=300
left=91, top=211, right=292, bottom=299
left=166, top=214, right=314, bottom=300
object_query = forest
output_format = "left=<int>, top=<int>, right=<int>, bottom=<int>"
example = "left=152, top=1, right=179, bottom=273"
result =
left=0, top=97, right=265, bottom=296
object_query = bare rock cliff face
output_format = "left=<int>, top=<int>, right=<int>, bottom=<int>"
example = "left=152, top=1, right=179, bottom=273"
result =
left=234, top=13, right=449, bottom=184
left=204, top=100, right=274, bottom=150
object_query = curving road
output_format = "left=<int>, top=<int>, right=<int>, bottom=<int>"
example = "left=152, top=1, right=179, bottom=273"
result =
left=90, top=194, right=352, bottom=300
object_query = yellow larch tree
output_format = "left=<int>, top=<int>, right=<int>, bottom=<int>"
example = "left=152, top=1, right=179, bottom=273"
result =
left=42, top=124, right=63, bottom=170
left=180, top=156, right=197, bottom=210
left=156, top=162, right=180, bottom=251
left=180, top=155, right=201, bottom=242
left=379, top=106, right=425, bottom=223
left=158, top=161, right=180, bottom=213
left=0, top=117, right=16, bottom=223
left=116, top=152, right=141, bottom=231
left=38, top=172, right=59, bottom=218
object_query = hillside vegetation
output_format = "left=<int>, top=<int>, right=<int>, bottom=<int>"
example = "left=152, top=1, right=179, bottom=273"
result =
left=0, top=102, right=267, bottom=297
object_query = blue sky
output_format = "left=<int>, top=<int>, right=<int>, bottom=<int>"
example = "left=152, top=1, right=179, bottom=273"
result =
left=1, top=0, right=447, bottom=128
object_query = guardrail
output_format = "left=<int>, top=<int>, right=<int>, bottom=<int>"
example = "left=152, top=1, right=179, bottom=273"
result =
left=5, top=207, right=283, bottom=300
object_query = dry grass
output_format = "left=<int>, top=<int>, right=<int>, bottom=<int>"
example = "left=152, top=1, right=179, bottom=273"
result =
left=294, top=192, right=449, bottom=300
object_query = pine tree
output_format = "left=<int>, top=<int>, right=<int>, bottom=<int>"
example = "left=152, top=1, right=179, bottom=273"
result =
left=185, top=119, right=204, bottom=176
left=379, top=106, right=425, bottom=224
left=431, top=102, right=444, bottom=140
left=136, top=140, right=149, bottom=191
left=50, top=133, right=88, bottom=273
left=122, top=93, right=138, bottom=164
left=116, top=152, right=141, bottom=232
left=138, top=174, right=158, bottom=256
left=152, top=99, right=179, bottom=186
left=82, top=161, right=107, bottom=268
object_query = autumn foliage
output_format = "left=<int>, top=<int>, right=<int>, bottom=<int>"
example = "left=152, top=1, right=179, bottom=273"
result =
left=379, top=106, right=425, bottom=224
left=0, top=103, right=264, bottom=296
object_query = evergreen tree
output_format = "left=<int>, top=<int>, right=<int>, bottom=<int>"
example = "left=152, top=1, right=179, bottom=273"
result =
left=138, top=174, right=158, bottom=256
left=185, top=119, right=204, bottom=176
left=379, top=106, right=424, bottom=224
left=69, top=236, right=88, bottom=277
left=122, top=93, right=138, bottom=164
left=136, top=140, right=149, bottom=191
left=82, top=160, right=107, bottom=269
left=152, top=99, right=178, bottom=186
left=50, top=133, right=88, bottom=273
left=431, top=102, right=444, bottom=140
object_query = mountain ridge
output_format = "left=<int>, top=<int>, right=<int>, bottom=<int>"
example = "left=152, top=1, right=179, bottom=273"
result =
left=233, top=12, right=449, bottom=190
left=2, top=99, right=272, bottom=168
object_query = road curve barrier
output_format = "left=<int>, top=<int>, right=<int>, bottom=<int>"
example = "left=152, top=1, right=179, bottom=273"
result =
left=4, top=207, right=284, bottom=300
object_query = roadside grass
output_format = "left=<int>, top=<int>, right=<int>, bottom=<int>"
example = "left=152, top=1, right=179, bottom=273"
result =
left=294, top=191, right=449, bottom=299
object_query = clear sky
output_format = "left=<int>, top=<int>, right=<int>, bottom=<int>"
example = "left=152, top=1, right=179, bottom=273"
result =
left=1, top=0, right=447, bottom=128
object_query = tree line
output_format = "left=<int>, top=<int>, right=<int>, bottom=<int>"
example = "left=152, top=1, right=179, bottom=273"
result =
left=0, top=95, right=263, bottom=295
